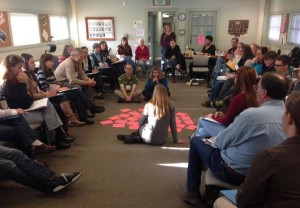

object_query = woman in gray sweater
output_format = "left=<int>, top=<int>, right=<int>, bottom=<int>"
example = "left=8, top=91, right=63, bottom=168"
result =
left=118, top=84, right=186, bottom=145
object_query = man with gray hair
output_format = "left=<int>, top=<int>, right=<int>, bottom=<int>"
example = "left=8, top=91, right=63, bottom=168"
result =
left=55, top=47, right=105, bottom=120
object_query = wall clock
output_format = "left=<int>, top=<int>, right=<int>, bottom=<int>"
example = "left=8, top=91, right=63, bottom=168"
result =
left=178, top=13, right=186, bottom=21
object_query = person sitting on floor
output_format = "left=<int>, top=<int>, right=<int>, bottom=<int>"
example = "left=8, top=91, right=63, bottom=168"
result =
left=117, top=84, right=186, bottom=145
left=0, top=109, right=56, bottom=158
left=114, top=63, right=142, bottom=103
left=192, top=66, right=258, bottom=138
left=182, top=72, right=290, bottom=206
left=142, top=66, right=170, bottom=101
left=135, top=38, right=150, bottom=77
left=0, top=144, right=81, bottom=193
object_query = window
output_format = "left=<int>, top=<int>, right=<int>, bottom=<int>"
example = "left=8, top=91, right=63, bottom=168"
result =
left=49, top=16, right=69, bottom=41
left=268, top=15, right=282, bottom=41
left=10, top=13, right=40, bottom=46
left=189, top=12, right=216, bottom=49
left=288, top=13, right=300, bottom=45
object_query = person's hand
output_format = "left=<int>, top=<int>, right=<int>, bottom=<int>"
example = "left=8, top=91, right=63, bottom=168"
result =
left=153, top=77, right=158, bottom=82
left=176, top=64, right=181, bottom=70
left=125, top=95, right=132, bottom=102
left=16, top=108, right=24, bottom=114
left=111, top=57, right=117, bottom=63
left=16, top=71, right=28, bottom=83
left=205, top=113, right=213, bottom=118
left=177, top=139, right=189, bottom=144
left=46, top=90, right=56, bottom=97
left=86, top=79, right=96, bottom=86
left=103, top=62, right=109, bottom=67
left=214, top=111, right=224, bottom=117
left=58, top=86, right=70, bottom=92
left=252, top=56, right=258, bottom=64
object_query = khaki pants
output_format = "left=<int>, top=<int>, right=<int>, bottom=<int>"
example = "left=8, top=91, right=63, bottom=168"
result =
left=114, top=88, right=142, bottom=101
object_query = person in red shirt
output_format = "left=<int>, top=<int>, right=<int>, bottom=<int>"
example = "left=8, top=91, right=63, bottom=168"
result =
left=192, top=66, right=258, bottom=138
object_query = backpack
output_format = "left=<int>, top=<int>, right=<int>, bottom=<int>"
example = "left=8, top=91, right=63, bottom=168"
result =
left=288, top=47, right=300, bottom=68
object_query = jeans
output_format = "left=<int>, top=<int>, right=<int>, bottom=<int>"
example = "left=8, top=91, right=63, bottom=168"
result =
left=161, top=47, right=167, bottom=70
left=209, top=80, right=225, bottom=101
left=0, top=145, right=55, bottom=193
left=167, top=58, right=176, bottom=78
left=187, top=137, right=245, bottom=192
left=0, top=115, right=36, bottom=157
left=195, top=117, right=226, bottom=138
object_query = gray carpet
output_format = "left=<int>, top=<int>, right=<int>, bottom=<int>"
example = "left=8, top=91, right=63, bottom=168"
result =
left=0, top=76, right=212, bottom=208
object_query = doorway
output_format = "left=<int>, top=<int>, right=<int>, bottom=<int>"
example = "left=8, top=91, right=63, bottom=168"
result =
left=148, top=11, right=176, bottom=66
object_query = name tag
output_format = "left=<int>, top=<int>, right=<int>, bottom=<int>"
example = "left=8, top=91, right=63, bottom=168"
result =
left=125, top=85, right=132, bottom=91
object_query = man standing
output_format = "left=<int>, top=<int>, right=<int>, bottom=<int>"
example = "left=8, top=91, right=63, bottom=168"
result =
left=55, top=47, right=105, bottom=116
left=114, top=63, right=142, bottom=103
left=182, top=72, right=290, bottom=205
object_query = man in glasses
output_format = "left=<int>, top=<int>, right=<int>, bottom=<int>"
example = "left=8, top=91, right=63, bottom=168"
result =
left=182, top=72, right=290, bottom=205
left=114, top=63, right=142, bottom=103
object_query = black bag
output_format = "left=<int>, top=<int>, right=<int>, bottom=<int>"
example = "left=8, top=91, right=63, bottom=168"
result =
left=288, top=47, right=300, bottom=68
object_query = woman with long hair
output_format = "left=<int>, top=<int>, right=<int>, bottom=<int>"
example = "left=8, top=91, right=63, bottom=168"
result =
left=37, top=53, right=94, bottom=125
left=117, top=36, right=136, bottom=72
left=194, top=66, right=258, bottom=138
left=117, top=84, right=186, bottom=145
left=59, top=44, right=73, bottom=63
left=0, top=54, right=72, bottom=149
left=160, top=23, right=176, bottom=70
left=142, top=66, right=170, bottom=101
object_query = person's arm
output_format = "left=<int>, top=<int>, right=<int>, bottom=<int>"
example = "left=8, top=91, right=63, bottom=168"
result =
left=165, top=46, right=172, bottom=59
left=213, top=93, right=247, bottom=126
left=139, top=103, right=149, bottom=126
left=215, top=109, right=252, bottom=150
left=236, top=150, right=275, bottom=208
left=129, top=84, right=137, bottom=98
left=65, top=63, right=89, bottom=86
left=144, top=79, right=154, bottom=91
left=0, top=109, right=18, bottom=118
left=135, top=47, right=141, bottom=60
left=175, top=46, right=182, bottom=64
left=145, top=46, right=150, bottom=60
left=128, top=45, right=133, bottom=57
left=2, top=81, right=33, bottom=109
left=209, top=45, right=216, bottom=56
left=36, top=70, right=49, bottom=92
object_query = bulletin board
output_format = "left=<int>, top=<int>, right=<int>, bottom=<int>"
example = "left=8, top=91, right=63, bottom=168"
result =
left=38, top=14, right=52, bottom=43
left=85, top=17, right=115, bottom=41
left=228, top=20, right=249, bottom=37
left=0, top=11, right=12, bottom=48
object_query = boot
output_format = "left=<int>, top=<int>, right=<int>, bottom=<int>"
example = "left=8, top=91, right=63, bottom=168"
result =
left=60, top=101, right=86, bottom=127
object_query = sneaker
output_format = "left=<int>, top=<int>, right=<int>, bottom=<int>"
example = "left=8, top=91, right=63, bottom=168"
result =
left=51, top=172, right=82, bottom=193
left=201, top=100, right=212, bottom=108
left=32, top=144, right=56, bottom=154
left=182, top=190, right=202, bottom=205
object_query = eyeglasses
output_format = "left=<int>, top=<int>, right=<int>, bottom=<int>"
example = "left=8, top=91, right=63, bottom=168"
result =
left=274, top=64, right=286, bottom=68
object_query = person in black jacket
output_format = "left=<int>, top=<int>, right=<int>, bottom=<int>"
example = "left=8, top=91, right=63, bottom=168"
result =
left=165, top=39, right=183, bottom=83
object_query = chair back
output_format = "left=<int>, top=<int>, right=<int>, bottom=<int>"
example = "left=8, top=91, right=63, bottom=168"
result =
left=193, top=55, right=209, bottom=66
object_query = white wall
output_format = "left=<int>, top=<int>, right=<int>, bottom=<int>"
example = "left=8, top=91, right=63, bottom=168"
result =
left=0, top=0, right=70, bottom=60
left=74, top=0, right=262, bottom=54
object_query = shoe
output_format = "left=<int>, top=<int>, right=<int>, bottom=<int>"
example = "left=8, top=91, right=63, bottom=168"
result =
left=182, top=190, right=202, bottom=205
left=55, top=141, right=71, bottom=150
left=32, top=144, right=56, bottom=154
left=83, top=119, right=94, bottom=125
left=124, top=134, right=143, bottom=144
left=90, top=105, right=105, bottom=114
left=68, top=120, right=86, bottom=127
left=87, top=114, right=95, bottom=118
left=62, top=136, right=75, bottom=143
left=117, top=134, right=127, bottom=141
left=51, top=172, right=82, bottom=193
left=66, top=131, right=76, bottom=139
left=132, top=99, right=141, bottom=103
left=187, top=133, right=195, bottom=141
left=94, top=93, right=104, bottom=100
left=201, top=100, right=212, bottom=108
left=207, top=89, right=212, bottom=93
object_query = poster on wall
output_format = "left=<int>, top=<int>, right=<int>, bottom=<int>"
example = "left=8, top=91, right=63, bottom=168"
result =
left=85, top=17, right=115, bottom=41
left=38, top=14, right=51, bottom=43
left=0, top=11, right=12, bottom=48
left=279, top=13, right=289, bottom=45
left=228, top=20, right=249, bottom=37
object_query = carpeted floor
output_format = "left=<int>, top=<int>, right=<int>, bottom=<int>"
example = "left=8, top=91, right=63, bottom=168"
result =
left=0, top=75, right=213, bottom=208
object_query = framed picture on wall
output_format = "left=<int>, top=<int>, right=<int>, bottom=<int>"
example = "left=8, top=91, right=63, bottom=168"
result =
left=85, top=17, right=115, bottom=41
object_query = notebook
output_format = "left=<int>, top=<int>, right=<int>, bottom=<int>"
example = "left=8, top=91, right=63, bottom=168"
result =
left=220, top=189, right=238, bottom=205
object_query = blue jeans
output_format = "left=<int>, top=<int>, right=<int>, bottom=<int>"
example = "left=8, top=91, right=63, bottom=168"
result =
left=186, top=137, right=245, bottom=192
left=209, top=80, right=225, bottom=101
left=161, top=47, right=167, bottom=70
left=0, top=145, right=56, bottom=193
left=195, top=117, right=226, bottom=137
left=167, top=58, right=176, bottom=78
